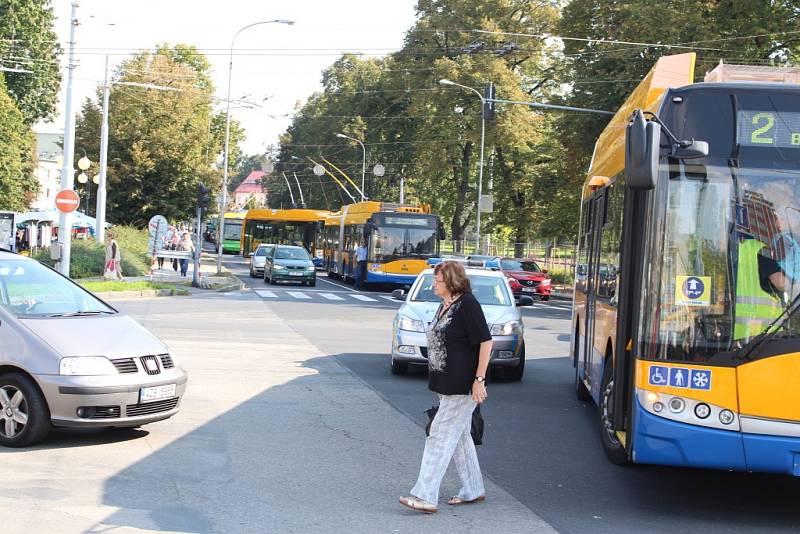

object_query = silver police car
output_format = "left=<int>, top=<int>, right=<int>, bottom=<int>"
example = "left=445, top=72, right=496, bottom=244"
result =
left=390, top=265, right=531, bottom=381
left=0, top=251, right=187, bottom=447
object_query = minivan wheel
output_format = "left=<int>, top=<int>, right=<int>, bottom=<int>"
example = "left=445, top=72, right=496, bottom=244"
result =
left=390, top=358, right=408, bottom=375
left=0, top=373, right=50, bottom=447
left=506, top=343, right=526, bottom=381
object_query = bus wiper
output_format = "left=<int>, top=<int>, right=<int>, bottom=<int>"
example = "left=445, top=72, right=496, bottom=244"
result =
left=742, top=291, right=800, bottom=359
left=46, top=310, right=114, bottom=317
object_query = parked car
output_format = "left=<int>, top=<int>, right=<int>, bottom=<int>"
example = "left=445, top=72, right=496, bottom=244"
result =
left=0, top=251, right=188, bottom=447
left=264, top=245, right=316, bottom=286
left=498, top=258, right=552, bottom=301
left=390, top=266, right=532, bottom=381
left=250, top=243, right=275, bottom=278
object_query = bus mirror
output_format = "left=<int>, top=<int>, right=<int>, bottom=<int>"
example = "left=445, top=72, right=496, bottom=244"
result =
left=625, top=109, right=660, bottom=190
left=674, top=139, right=709, bottom=160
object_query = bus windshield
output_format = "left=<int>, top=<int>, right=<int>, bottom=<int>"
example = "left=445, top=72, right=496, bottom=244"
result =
left=223, top=220, right=242, bottom=240
left=371, top=226, right=437, bottom=262
left=640, top=159, right=800, bottom=363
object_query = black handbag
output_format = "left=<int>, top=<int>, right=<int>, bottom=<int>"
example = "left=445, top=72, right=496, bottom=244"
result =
left=425, top=404, right=484, bottom=445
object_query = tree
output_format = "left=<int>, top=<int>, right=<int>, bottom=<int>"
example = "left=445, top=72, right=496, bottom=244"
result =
left=0, top=75, right=36, bottom=211
left=75, top=44, right=244, bottom=226
left=0, top=0, right=62, bottom=124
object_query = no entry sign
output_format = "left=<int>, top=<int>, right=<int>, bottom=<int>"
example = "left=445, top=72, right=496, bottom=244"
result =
left=55, top=189, right=80, bottom=213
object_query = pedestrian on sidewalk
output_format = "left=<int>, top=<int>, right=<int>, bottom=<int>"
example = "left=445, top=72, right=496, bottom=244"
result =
left=354, top=239, right=368, bottom=290
left=170, top=228, right=181, bottom=272
left=178, top=231, right=195, bottom=277
left=104, top=232, right=124, bottom=281
left=159, top=225, right=176, bottom=269
left=400, top=260, right=493, bottom=514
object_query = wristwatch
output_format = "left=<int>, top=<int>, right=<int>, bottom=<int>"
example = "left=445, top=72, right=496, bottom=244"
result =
left=474, top=376, right=486, bottom=383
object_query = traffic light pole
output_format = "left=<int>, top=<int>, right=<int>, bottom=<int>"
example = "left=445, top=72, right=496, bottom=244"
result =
left=192, top=206, right=202, bottom=288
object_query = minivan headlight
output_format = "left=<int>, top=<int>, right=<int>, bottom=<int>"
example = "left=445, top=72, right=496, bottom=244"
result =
left=490, top=320, right=521, bottom=336
left=398, top=315, right=425, bottom=332
left=59, top=356, right=117, bottom=376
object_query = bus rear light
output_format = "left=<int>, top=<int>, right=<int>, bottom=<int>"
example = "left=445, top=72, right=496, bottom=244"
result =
left=719, top=409, right=735, bottom=425
left=694, top=403, right=711, bottom=419
left=668, top=397, right=685, bottom=414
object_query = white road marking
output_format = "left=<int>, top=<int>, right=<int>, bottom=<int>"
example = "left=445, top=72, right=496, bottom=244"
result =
left=319, top=292, right=345, bottom=301
left=380, top=295, right=397, bottom=301
left=349, top=294, right=377, bottom=302
left=254, top=290, right=277, bottom=298
left=317, top=276, right=359, bottom=293
left=287, top=291, right=312, bottom=300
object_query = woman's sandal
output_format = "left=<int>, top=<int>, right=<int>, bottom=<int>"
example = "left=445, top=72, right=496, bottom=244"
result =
left=447, top=495, right=486, bottom=506
left=399, top=496, right=438, bottom=514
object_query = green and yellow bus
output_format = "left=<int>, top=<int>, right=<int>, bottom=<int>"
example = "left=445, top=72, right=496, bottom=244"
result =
left=574, top=52, right=800, bottom=476
left=221, top=212, right=246, bottom=254
left=240, top=208, right=329, bottom=258
left=322, top=201, right=444, bottom=286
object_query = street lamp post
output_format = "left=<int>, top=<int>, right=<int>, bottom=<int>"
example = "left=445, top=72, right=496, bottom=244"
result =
left=95, top=55, right=181, bottom=243
left=336, top=133, right=366, bottom=202
left=217, top=19, right=295, bottom=274
left=439, top=79, right=486, bottom=254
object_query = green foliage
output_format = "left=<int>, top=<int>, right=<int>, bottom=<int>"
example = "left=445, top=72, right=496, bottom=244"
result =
left=74, top=44, right=244, bottom=226
left=34, top=226, right=152, bottom=278
left=0, top=0, right=62, bottom=124
left=0, top=76, right=36, bottom=211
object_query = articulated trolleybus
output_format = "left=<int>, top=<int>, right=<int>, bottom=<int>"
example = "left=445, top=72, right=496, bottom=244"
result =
left=574, top=53, right=800, bottom=476
left=323, top=201, right=444, bottom=286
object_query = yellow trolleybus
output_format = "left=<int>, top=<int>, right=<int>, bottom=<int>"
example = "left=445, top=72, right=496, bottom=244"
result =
left=574, top=53, right=800, bottom=476
left=322, top=201, right=444, bottom=286
left=240, top=208, right=329, bottom=258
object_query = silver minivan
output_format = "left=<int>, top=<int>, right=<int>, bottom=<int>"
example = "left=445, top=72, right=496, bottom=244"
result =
left=0, top=251, right=188, bottom=447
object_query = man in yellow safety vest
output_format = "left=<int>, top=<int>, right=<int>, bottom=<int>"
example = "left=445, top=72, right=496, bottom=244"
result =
left=734, top=238, right=787, bottom=340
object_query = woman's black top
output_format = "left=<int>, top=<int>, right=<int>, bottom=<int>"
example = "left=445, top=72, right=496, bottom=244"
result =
left=426, top=292, right=492, bottom=395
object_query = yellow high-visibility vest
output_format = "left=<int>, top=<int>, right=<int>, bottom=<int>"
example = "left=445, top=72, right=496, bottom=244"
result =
left=734, top=239, right=783, bottom=340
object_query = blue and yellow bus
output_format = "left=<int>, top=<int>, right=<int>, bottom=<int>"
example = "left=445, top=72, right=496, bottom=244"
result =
left=322, top=201, right=444, bottom=286
left=240, top=208, right=329, bottom=258
left=574, top=53, right=800, bottom=476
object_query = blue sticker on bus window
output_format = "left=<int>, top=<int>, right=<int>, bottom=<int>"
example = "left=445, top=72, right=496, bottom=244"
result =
left=648, top=365, right=668, bottom=386
left=669, top=367, right=690, bottom=388
left=690, top=369, right=712, bottom=390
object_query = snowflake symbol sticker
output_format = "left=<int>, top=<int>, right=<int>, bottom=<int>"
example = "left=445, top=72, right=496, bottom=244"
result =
left=690, top=369, right=712, bottom=390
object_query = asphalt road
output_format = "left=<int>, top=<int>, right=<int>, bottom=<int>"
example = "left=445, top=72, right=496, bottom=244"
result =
left=227, top=256, right=800, bottom=534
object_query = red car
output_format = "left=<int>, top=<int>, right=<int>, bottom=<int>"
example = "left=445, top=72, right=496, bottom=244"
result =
left=499, top=258, right=552, bottom=301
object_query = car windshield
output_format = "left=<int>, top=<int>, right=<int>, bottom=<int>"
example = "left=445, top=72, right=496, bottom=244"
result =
left=255, top=246, right=273, bottom=257
left=501, top=259, right=541, bottom=272
left=0, top=259, right=115, bottom=317
left=275, top=247, right=310, bottom=260
left=411, top=273, right=512, bottom=306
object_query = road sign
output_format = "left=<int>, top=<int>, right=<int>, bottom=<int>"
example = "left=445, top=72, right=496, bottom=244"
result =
left=55, top=189, right=80, bottom=214
left=147, top=215, right=169, bottom=252
left=372, top=164, right=385, bottom=177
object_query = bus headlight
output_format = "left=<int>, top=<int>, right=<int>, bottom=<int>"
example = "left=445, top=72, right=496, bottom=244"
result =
left=694, top=403, right=711, bottom=419
left=719, top=409, right=735, bottom=425
left=668, top=397, right=685, bottom=414
left=398, top=315, right=425, bottom=332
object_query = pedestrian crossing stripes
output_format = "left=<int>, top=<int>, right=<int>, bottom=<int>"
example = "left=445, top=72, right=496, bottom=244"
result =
left=319, top=292, right=345, bottom=301
left=350, top=294, right=378, bottom=302
left=379, top=295, right=397, bottom=301
left=253, top=290, right=277, bottom=298
left=287, top=291, right=312, bottom=299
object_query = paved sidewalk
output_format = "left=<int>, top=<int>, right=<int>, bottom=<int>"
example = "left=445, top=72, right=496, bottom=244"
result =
left=5, top=291, right=557, bottom=533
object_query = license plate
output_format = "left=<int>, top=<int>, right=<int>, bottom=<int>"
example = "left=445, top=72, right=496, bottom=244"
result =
left=139, top=383, right=176, bottom=403
left=289, top=271, right=303, bottom=276
left=522, top=288, right=536, bottom=293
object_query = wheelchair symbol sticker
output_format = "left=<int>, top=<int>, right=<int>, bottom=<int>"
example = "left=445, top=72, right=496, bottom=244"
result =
left=690, top=369, right=712, bottom=390
left=675, top=275, right=711, bottom=306
left=648, top=365, right=668, bottom=386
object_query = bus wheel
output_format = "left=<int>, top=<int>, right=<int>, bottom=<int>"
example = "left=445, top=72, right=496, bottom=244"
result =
left=598, top=362, right=628, bottom=465
left=574, top=328, right=592, bottom=401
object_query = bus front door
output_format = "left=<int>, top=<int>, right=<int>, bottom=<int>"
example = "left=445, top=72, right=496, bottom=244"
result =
left=582, top=190, right=608, bottom=396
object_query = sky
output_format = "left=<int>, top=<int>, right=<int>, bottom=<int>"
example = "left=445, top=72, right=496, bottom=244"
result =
left=44, top=0, right=419, bottom=154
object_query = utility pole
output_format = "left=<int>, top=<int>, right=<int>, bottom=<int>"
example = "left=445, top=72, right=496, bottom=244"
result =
left=57, top=1, right=80, bottom=276
left=96, top=54, right=110, bottom=243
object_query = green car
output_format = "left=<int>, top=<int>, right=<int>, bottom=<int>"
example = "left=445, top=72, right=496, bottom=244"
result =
left=264, top=245, right=316, bottom=286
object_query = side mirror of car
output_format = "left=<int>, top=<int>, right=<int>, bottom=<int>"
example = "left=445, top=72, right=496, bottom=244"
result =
left=392, top=288, right=406, bottom=301
left=518, top=296, right=534, bottom=307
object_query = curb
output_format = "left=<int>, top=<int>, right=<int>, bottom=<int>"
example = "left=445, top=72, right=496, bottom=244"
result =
left=95, top=288, right=190, bottom=300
